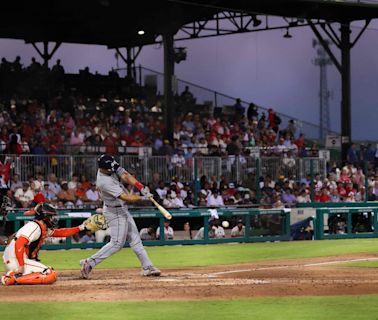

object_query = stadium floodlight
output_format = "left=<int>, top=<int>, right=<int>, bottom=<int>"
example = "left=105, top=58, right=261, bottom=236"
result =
left=174, top=47, right=187, bottom=63
left=252, top=15, right=262, bottom=27
left=138, top=30, right=145, bottom=35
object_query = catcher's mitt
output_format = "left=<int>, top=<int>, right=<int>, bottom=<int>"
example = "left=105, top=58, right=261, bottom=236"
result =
left=83, top=214, right=108, bottom=232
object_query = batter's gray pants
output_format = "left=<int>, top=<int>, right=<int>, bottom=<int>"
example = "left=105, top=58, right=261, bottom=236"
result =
left=87, top=207, right=153, bottom=269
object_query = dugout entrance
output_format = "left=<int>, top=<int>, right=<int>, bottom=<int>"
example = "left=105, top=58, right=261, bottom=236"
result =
left=315, top=207, right=378, bottom=240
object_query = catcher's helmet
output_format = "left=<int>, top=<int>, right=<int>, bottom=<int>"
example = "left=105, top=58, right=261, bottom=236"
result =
left=34, top=203, right=58, bottom=228
left=97, top=154, right=119, bottom=173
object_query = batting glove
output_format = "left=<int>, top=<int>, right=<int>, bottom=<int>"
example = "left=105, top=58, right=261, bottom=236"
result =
left=140, top=186, right=151, bottom=197
left=141, top=194, right=153, bottom=200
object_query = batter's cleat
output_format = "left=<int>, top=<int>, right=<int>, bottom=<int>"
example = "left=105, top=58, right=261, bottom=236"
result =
left=80, top=259, right=92, bottom=279
left=142, top=265, right=161, bottom=277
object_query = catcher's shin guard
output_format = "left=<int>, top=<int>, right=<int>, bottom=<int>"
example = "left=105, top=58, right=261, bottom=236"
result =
left=4, top=269, right=58, bottom=285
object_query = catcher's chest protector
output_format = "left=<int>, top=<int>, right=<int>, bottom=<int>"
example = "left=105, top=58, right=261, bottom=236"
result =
left=28, top=220, right=47, bottom=259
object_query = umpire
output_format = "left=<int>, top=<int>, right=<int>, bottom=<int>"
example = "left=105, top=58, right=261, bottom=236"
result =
left=80, top=154, right=161, bottom=278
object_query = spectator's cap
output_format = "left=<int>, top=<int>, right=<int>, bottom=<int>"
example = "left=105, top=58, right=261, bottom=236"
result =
left=187, top=112, right=193, bottom=116
left=22, top=182, right=29, bottom=188
left=237, top=219, right=243, bottom=224
left=278, top=175, right=285, bottom=180
left=34, top=193, right=45, bottom=204
left=95, top=208, right=103, bottom=214
left=348, top=192, right=354, bottom=196
left=200, top=190, right=207, bottom=196
left=61, top=181, right=68, bottom=185
left=228, top=183, right=235, bottom=188
left=164, top=139, right=170, bottom=144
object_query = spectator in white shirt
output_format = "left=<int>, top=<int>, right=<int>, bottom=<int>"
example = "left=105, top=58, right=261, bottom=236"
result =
left=33, top=172, right=45, bottom=192
left=86, top=182, right=100, bottom=202
left=14, top=182, right=34, bottom=208
left=156, top=181, right=168, bottom=200
left=156, top=219, right=174, bottom=240
left=207, top=189, right=225, bottom=207
left=172, top=192, right=185, bottom=208
left=231, top=219, right=245, bottom=238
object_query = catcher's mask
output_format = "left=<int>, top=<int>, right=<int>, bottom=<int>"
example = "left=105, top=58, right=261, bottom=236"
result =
left=97, top=154, right=118, bottom=174
left=34, top=203, right=59, bottom=229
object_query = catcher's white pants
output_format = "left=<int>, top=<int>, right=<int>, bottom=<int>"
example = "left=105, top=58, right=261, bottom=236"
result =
left=87, top=208, right=153, bottom=269
left=3, top=240, right=48, bottom=275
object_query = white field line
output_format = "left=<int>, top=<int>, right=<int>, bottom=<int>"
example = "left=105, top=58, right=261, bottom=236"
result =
left=207, top=257, right=378, bottom=277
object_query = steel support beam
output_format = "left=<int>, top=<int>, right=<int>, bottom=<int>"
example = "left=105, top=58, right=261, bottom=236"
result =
left=309, top=20, right=370, bottom=163
left=340, top=22, right=351, bottom=163
left=31, top=41, right=61, bottom=67
left=115, top=47, right=142, bottom=81
left=163, top=33, right=175, bottom=141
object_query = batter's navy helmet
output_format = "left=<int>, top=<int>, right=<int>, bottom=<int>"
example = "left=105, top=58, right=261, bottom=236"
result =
left=97, top=154, right=119, bottom=173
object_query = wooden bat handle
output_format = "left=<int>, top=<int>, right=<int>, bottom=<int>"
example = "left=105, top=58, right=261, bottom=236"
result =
left=149, top=197, right=172, bottom=220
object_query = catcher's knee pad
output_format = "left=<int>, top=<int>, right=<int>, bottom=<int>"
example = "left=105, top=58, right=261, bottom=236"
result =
left=12, top=268, right=58, bottom=285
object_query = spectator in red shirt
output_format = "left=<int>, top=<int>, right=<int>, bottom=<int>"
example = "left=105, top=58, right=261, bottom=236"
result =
left=5, top=134, right=22, bottom=155
left=319, top=187, right=331, bottom=203
left=337, top=182, right=347, bottom=199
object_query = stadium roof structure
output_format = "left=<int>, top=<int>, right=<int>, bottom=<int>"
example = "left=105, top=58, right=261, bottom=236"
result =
left=1, top=0, right=378, bottom=47
left=2, top=0, right=378, bottom=161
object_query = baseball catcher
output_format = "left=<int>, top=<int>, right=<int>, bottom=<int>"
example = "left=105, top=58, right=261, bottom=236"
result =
left=1, top=202, right=88, bottom=286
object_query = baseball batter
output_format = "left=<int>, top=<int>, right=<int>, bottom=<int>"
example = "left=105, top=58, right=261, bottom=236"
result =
left=80, top=154, right=161, bottom=278
left=2, top=203, right=85, bottom=286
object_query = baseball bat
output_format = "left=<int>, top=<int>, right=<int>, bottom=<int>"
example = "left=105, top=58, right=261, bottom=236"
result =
left=149, top=197, right=172, bottom=220
left=121, top=170, right=172, bottom=220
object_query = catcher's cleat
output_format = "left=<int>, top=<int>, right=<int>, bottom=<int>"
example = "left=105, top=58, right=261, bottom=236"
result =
left=1, top=272, right=17, bottom=286
left=80, top=259, right=92, bottom=279
left=142, top=265, right=161, bottom=277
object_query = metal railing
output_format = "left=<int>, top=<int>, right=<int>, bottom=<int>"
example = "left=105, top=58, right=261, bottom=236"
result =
left=5, top=154, right=326, bottom=185
left=0, top=208, right=291, bottom=250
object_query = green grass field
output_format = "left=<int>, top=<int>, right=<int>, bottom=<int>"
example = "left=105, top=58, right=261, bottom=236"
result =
left=39, top=238, right=378, bottom=270
left=2, top=238, right=378, bottom=320
left=1, top=296, right=378, bottom=320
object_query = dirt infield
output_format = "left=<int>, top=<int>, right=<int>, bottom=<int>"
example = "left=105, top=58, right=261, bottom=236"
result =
left=3, top=253, right=378, bottom=302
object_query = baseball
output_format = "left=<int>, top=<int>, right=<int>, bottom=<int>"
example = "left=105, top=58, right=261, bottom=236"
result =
left=222, top=221, right=229, bottom=228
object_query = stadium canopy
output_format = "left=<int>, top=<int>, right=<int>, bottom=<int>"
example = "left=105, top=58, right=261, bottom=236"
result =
left=2, top=0, right=378, bottom=161
left=1, top=0, right=377, bottom=47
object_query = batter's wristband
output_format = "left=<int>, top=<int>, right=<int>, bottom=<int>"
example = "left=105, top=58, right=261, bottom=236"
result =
left=135, top=181, right=144, bottom=191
